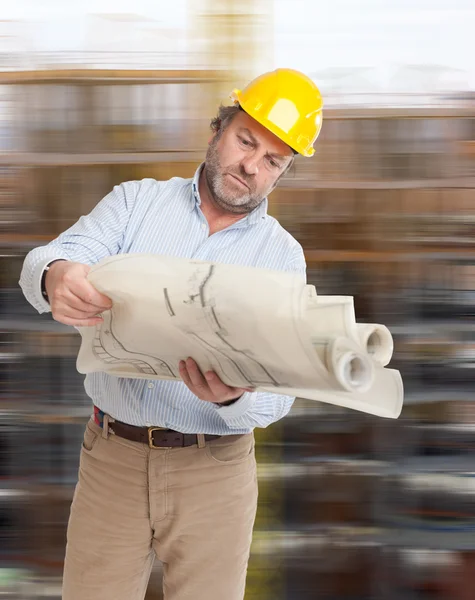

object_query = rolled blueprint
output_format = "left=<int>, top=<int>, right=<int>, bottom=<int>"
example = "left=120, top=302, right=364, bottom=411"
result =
left=325, top=337, right=374, bottom=393
left=76, top=253, right=403, bottom=418
left=356, top=323, right=393, bottom=367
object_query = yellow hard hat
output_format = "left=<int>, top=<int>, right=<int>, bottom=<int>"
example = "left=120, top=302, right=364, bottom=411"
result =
left=230, top=68, right=323, bottom=158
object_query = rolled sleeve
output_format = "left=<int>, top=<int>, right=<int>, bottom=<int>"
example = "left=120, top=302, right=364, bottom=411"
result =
left=213, top=391, right=295, bottom=430
left=20, top=254, right=71, bottom=314
left=213, top=391, right=258, bottom=419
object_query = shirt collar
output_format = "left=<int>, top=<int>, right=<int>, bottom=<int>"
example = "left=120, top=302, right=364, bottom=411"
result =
left=190, top=163, right=268, bottom=226
left=191, top=164, right=204, bottom=209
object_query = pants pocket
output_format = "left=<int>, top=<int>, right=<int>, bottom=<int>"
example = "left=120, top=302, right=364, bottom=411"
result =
left=205, top=434, right=254, bottom=465
left=82, top=420, right=100, bottom=453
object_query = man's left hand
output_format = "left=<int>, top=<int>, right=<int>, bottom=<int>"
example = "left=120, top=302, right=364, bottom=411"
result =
left=179, top=357, right=254, bottom=404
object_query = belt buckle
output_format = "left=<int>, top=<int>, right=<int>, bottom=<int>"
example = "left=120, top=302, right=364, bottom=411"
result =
left=147, top=426, right=170, bottom=449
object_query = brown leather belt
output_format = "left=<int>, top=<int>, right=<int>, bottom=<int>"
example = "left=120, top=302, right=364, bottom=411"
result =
left=107, top=418, right=221, bottom=449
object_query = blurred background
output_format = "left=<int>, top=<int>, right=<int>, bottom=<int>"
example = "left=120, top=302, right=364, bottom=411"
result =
left=1, top=0, right=475, bottom=598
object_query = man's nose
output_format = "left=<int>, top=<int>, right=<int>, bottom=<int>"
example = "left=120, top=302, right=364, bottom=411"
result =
left=240, top=156, right=259, bottom=176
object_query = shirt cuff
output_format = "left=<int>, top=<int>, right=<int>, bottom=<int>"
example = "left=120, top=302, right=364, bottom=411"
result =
left=213, top=391, right=257, bottom=421
left=33, top=257, right=66, bottom=313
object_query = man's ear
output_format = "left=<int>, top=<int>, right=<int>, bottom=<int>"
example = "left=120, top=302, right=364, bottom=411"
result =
left=208, top=119, right=221, bottom=145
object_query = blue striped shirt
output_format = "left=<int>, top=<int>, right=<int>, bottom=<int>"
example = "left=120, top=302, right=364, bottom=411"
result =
left=19, top=164, right=307, bottom=435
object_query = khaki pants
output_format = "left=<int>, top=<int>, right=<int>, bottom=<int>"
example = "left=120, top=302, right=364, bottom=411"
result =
left=62, top=417, right=258, bottom=600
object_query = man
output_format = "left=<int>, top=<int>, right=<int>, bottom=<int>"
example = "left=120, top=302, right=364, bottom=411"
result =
left=19, top=68, right=323, bottom=600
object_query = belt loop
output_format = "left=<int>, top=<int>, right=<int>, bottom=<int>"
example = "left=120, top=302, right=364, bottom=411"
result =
left=197, top=434, right=206, bottom=448
left=102, top=413, right=110, bottom=439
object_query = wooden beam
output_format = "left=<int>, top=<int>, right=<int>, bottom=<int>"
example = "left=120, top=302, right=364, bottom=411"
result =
left=0, top=69, right=224, bottom=85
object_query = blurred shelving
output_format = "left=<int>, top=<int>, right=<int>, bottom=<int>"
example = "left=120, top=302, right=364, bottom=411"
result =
left=0, top=62, right=474, bottom=600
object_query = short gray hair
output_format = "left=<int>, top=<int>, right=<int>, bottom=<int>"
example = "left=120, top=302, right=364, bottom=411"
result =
left=209, top=104, right=242, bottom=135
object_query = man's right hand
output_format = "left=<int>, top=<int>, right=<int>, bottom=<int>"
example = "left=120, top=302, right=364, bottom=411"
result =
left=45, top=261, right=112, bottom=327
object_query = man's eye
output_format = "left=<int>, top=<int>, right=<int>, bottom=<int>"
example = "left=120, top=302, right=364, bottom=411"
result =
left=268, top=158, right=280, bottom=169
left=239, top=137, right=251, bottom=146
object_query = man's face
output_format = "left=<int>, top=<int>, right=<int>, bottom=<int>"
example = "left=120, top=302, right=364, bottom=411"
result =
left=204, top=110, right=294, bottom=214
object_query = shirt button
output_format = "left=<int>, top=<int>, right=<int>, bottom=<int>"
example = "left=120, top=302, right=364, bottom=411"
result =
left=145, top=422, right=151, bottom=427
left=148, top=382, right=155, bottom=389
left=201, top=223, right=206, bottom=230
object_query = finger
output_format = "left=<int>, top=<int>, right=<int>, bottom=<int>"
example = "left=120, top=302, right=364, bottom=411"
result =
left=58, top=305, right=105, bottom=321
left=59, top=290, right=108, bottom=315
left=69, top=280, right=112, bottom=310
left=185, top=358, right=212, bottom=395
left=53, top=314, right=104, bottom=327
left=205, top=372, right=255, bottom=396
left=203, top=371, right=236, bottom=397
left=178, top=360, right=194, bottom=389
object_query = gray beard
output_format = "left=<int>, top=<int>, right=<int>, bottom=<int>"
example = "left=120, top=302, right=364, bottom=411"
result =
left=204, top=139, right=266, bottom=215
